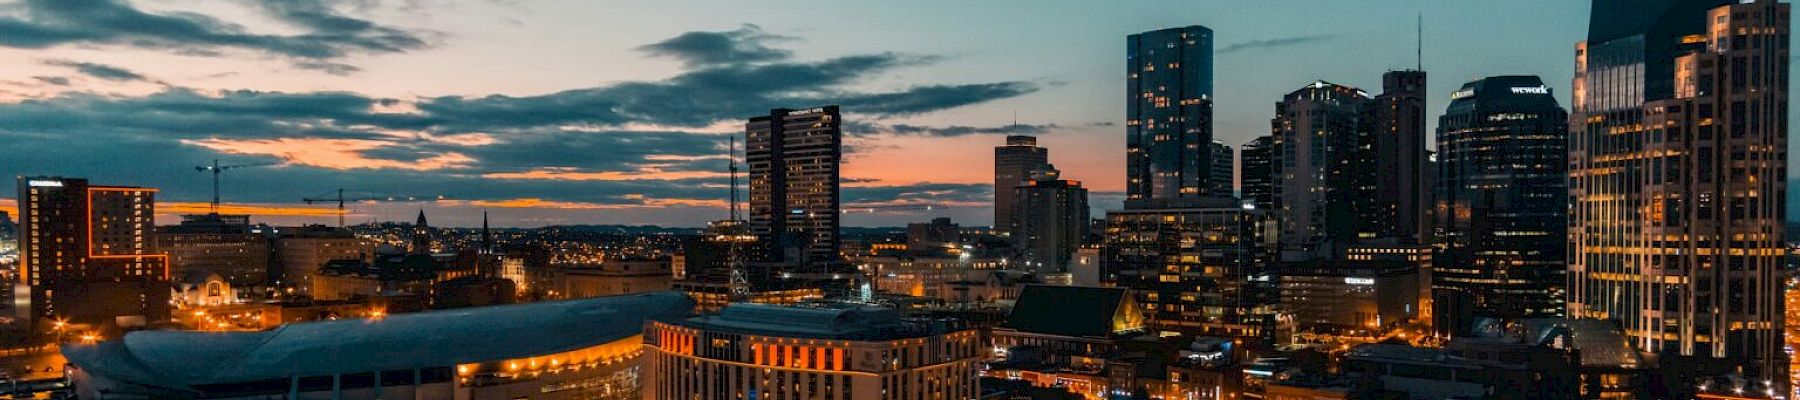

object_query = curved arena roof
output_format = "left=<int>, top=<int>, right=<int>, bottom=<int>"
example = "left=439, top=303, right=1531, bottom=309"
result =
left=63, top=291, right=694, bottom=392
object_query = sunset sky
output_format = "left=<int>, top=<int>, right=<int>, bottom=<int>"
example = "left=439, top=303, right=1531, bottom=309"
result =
left=0, top=0, right=1632, bottom=227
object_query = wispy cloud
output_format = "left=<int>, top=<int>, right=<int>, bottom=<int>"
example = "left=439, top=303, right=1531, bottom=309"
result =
left=1218, top=34, right=1339, bottom=54
left=44, top=59, right=145, bottom=81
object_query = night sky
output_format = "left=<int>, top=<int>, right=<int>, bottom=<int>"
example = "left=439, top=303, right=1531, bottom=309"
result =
left=0, top=0, right=1751, bottom=228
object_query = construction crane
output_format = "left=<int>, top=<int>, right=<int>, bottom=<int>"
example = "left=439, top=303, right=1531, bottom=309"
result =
left=302, top=189, right=447, bottom=228
left=842, top=204, right=949, bottom=214
left=195, top=159, right=276, bottom=213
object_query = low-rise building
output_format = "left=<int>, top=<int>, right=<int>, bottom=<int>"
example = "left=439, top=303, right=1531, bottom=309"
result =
left=643, top=302, right=981, bottom=399
left=63, top=291, right=694, bottom=399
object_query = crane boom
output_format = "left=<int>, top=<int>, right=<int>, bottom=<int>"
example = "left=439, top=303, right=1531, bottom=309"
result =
left=302, top=189, right=446, bottom=227
left=195, top=159, right=276, bottom=213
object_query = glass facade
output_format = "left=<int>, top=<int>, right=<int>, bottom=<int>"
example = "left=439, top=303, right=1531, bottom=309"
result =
left=1433, top=75, right=1570, bottom=336
left=1127, top=26, right=1220, bottom=207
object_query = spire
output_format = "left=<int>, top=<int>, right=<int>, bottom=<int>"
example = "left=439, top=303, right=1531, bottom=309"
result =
left=1416, top=13, right=1423, bottom=71
left=481, top=211, right=492, bottom=254
left=410, top=209, right=431, bottom=255
left=415, top=209, right=428, bottom=228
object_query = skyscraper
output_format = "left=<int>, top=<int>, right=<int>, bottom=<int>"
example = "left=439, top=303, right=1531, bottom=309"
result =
left=1240, top=136, right=1276, bottom=211
left=1011, top=169, right=1089, bottom=276
left=994, top=135, right=1050, bottom=235
left=1359, top=70, right=1430, bottom=243
left=1210, top=140, right=1234, bottom=197
left=746, top=106, right=842, bottom=266
left=1569, top=0, right=1788, bottom=386
left=15, top=177, right=169, bottom=332
left=1271, top=81, right=1369, bottom=254
left=1127, top=25, right=1221, bottom=208
left=1433, top=75, right=1569, bottom=335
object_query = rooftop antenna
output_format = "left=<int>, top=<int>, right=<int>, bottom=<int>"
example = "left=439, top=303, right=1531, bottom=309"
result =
left=728, top=136, right=740, bottom=221
left=1416, top=13, right=1423, bottom=71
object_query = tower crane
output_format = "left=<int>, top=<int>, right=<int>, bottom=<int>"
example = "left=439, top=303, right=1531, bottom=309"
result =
left=302, top=189, right=447, bottom=228
left=195, top=159, right=276, bottom=213
left=842, top=204, right=949, bottom=214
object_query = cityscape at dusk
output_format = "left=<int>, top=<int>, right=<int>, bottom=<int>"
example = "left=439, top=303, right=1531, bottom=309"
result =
left=0, top=0, right=1795, bottom=399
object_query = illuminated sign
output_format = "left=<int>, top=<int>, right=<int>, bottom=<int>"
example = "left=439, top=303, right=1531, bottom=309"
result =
left=1344, top=277, right=1376, bottom=285
left=26, top=180, right=63, bottom=187
left=1449, top=88, right=1476, bottom=100
left=786, top=107, right=825, bottom=116
left=1510, top=85, right=1549, bottom=95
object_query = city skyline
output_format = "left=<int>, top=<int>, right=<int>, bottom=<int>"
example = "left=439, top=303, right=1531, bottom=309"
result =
left=0, top=0, right=1614, bottom=228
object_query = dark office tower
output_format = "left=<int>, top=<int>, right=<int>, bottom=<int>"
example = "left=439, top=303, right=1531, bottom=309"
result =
left=1127, top=26, right=1220, bottom=208
left=1240, top=136, right=1276, bottom=211
left=1209, top=140, right=1234, bottom=197
left=1271, top=81, right=1370, bottom=255
left=15, top=177, right=169, bottom=333
left=1011, top=169, right=1089, bottom=275
left=746, top=106, right=842, bottom=266
left=994, top=135, right=1051, bottom=235
left=1359, top=70, right=1431, bottom=243
left=1569, top=0, right=1788, bottom=388
left=1433, top=76, right=1569, bottom=336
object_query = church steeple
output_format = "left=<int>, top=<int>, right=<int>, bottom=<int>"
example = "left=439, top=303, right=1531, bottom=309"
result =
left=410, top=209, right=431, bottom=255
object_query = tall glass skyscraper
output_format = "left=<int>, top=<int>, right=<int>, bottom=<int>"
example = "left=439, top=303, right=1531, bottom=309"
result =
left=746, top=106, right=842, bottom=267
left=1433, top=75, right=1568, bottom=336
left=1569, top=0, right=1788, bottom=389
left=1126, top=25, right=1219, bottom=208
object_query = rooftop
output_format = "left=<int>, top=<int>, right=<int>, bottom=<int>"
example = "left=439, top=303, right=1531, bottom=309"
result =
left=668, top=302, right=963, bottom=341
left=63, top=291, right=693, bottom=393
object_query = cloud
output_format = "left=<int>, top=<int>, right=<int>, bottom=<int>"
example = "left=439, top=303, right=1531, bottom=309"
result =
left=44, top=59, right=144, bottom=81
left=845, top=122, right=1058, bottom=138
left=0, top=0, right=428, bottom=70
left=637, top=24, right=794, bottom=66
left=1218, top=34, right=1339, bottom=54
left=32, top=76, right=69, bottom=86
left=0, top=25, right=1039, bottom=226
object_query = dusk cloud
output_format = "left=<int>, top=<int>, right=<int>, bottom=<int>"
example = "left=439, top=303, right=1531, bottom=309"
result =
left=637, top=24, right=794, bottom=66
left=0, top=24, right=1036, bottom=225
left=45, top=60, right=145, bottom=81
left=0, top=0, right=428, bottom=70
left=1218, top=34, right=1339, bottom=54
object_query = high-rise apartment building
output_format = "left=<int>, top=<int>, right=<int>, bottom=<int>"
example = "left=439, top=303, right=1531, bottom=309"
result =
left=994, top=135, right=1051, bottom=235
left=1433, top=75, right=1569, bottom=335
left=746, top=106, right=842, bottom=266
left=15, top=176, right=169, bottom=332
left=1271, top=81, right=1370, bottom=254
left=1101, top=200, right=1280, bottom=343
left=1241, top=136, right=1276, bottom=211
left=1569, top=0, right=1788, bottom=386
left=1127, top=25, right=1222, bottom=208
left=1011, top=169, right=1089, bottom=276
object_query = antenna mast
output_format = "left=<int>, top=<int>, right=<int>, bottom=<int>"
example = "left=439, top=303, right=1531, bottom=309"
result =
left=1416, top=13, right=1423, bottom=71
left=729, top=136, right=740, bottom=221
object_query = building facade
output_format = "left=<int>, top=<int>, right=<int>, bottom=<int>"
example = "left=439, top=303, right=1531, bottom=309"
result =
left=1271, top=82, right=1369, bottom=254
left=15, top=176, right=169, bottom=332
left=274, top=225, right=373, bottom=296
left=747, top=106, right=843, bottom=266
left=1567, top=0, right=1788, bottom=384
left=1433, top=75, right=1570, bottom=335
left=1240, top=136, right=1276, bottom=211
left=643, top=303, right=981, bottom=400
left=1012, top=170, right=1090, bottom=276
left=157, top=213, right=270, bottom=288
left=994, top=135, right=1051, bottom=235
left=1102, top=202, right=1281, bottom=342
left=1357, top=70, right=1431, bottom=244
left=1127, top=25, right=1221, bottom=208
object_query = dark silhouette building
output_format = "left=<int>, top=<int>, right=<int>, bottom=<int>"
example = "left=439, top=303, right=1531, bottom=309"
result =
left=1433, top=75, right=1569, bottom=336
left=994, top=135, right=1051, bottom=235
left=1271, top=81, right=1369, bottom=255
left=1011, top=170, right=1089, bottom=276
left=746, top=106, right=842, bottom=266
left=1240, top=136, right=1276, bottom=211
left=1358, top=70, right=1430, bottom=244
left=1127, top=25, right=1222, bottom=208
left=1568, top=0, right=1788, bottom=389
